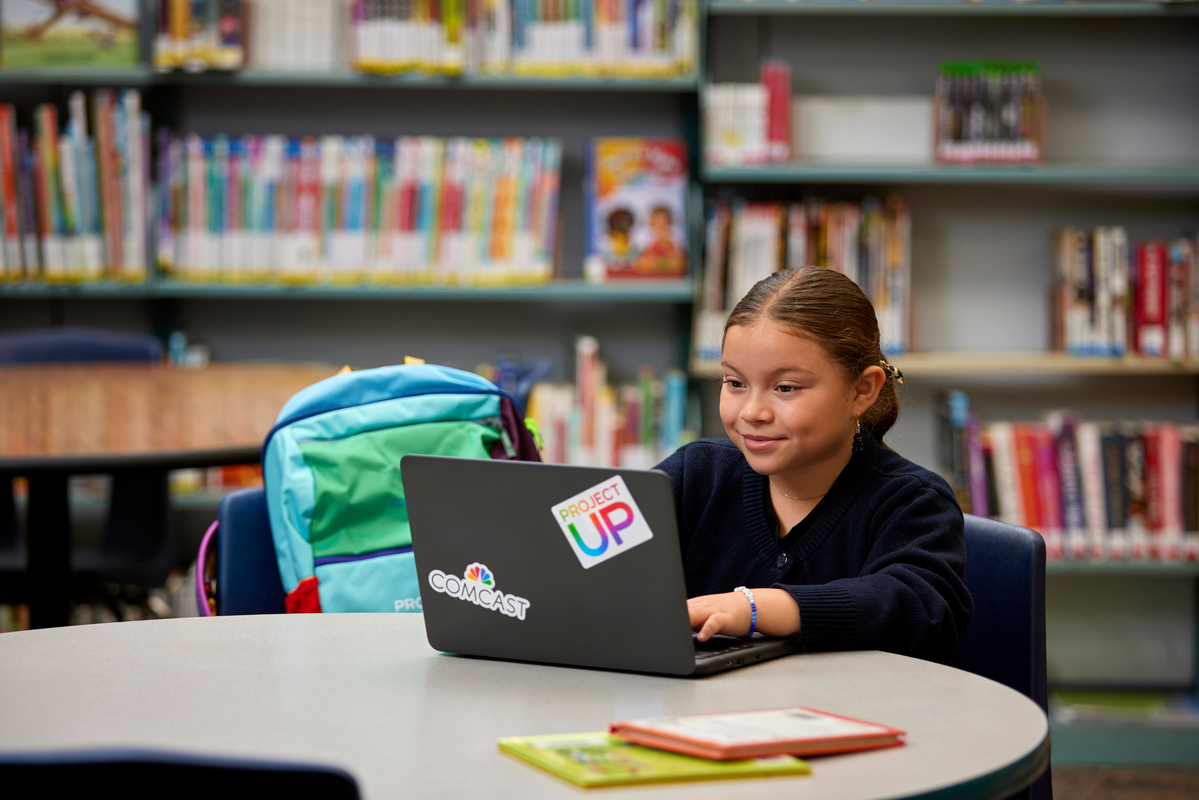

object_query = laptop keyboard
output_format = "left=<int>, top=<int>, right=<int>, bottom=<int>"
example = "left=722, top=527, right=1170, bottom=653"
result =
left=693, top=638, right=758, bottom=661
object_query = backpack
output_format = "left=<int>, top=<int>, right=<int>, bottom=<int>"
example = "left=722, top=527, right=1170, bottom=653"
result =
left=262, top=363, right=541, bottom=614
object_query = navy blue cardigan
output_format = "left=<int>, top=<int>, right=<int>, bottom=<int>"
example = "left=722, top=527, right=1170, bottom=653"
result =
left=657, top=436, right=972, bottom=664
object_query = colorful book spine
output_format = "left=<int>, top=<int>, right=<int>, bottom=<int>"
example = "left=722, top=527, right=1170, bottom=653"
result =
left=1134, top=242, right=1168, bottom=358
left=0, top=105, right=20, bottom=278
left=17, top=130, right=40, bottom=277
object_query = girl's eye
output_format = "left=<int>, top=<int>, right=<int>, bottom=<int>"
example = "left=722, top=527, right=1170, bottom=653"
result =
left=722, top=378, right=745, bottom=390
left=777, top=385, right=800, bottom=395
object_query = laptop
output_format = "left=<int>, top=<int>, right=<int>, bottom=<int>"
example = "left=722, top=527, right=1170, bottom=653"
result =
left=401, top=455, right=801, bottom=677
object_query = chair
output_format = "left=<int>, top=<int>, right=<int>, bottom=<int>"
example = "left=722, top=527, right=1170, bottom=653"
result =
left=0, top=326, right=171, bottom=603
left=955, top=515, right=1051, bottom=800
left=0, top=326, right=163, bottom=362
left=0, top=748, right=359, bottom=799
left=214, top=487, right=286, bottom=615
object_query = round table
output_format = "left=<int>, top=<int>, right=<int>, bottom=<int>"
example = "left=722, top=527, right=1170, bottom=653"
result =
left=0, top=362, right=337, bottom=627
left=0, top=614, right=1049, bottom=799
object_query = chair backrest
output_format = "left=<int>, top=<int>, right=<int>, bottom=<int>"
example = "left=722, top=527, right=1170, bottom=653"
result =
left=0, top=326, right=162, bottom=363
left=955, top=515, right=1050, bottom=800
left=956, top=514, right=1048, bottom=709
left=0, top=748, right=359, bottom=799
left=217, top=487, right=286, bottom=615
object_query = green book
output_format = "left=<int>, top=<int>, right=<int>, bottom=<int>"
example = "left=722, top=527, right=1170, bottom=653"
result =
left=497, top=732, right=811, bottom=789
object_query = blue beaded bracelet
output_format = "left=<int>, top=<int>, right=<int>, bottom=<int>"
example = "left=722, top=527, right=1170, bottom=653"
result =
left=735, top=586, right=756, bottom=640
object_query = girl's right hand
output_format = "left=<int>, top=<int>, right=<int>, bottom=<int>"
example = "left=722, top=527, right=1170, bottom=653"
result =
left=688, top=589, right=802, bottom=641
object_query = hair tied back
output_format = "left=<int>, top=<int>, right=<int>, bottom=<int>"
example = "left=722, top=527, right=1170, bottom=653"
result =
left=880, top=359, right=904, bottom=385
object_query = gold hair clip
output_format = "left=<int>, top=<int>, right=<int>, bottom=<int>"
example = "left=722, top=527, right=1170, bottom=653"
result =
left=880, top=360, right=904, bottom=384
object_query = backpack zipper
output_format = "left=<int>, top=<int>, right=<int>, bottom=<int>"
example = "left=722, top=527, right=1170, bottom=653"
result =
left=484, top=417, right=517, bottom=459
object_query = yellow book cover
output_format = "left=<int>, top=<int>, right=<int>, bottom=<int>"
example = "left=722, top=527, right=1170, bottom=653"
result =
left=498, top=732, right=809, bottom=789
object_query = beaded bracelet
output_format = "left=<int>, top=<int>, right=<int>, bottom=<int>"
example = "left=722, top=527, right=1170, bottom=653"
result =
left=734, top=586, right=756, bottom=640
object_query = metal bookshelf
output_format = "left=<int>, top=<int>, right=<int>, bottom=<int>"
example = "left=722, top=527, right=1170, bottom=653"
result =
left=1, top=278, right=697, bottom=303
left=702, top=162, right=1199, bottom=187
left=1047, top=561, right=1199, bottom=577
left=707, top=0, right=1199, bottom=16
left=161, top=70, right=701, bottom=91
left=0, top=67, right=698, bottom=92
left=1051, top=720, right=1199, bottom=767
left=690, top=352, right=1199, bottom=379
left=0, top=67, right=154, bottom=86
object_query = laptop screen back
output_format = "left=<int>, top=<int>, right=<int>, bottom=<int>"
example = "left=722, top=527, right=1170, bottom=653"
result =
left=402, top=456, right=697, bottom=675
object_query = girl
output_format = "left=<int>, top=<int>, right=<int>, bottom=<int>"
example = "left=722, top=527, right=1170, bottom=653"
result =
left=658, top=267, right=972, bottom=664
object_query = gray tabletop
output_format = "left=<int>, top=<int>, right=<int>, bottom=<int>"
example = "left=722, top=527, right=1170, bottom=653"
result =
left=0, top=614, right=1049, bottom=800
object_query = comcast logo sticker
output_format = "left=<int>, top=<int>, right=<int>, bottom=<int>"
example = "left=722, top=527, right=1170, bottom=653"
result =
left=428, top=562, right=530, bottom=620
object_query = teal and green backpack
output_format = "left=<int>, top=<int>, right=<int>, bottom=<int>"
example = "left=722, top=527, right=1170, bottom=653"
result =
left=263, top=363, right=541, bottom=613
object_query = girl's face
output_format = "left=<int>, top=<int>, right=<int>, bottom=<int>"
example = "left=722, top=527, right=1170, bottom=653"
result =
left=719, top=321, right=862, bottom=479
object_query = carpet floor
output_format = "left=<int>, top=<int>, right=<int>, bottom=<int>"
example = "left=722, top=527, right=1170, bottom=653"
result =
left=1053, top=768, right=1199, bottom=800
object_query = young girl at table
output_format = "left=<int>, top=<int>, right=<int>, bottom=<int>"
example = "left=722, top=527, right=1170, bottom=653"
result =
left=658, top=267, right=972, bottom=664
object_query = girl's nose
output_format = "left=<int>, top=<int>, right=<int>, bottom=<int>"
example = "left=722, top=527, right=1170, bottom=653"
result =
left=741, top=392, right=772, bottom=423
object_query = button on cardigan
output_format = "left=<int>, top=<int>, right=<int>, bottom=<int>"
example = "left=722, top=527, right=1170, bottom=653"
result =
left=656, top=436, right=973, bottom=664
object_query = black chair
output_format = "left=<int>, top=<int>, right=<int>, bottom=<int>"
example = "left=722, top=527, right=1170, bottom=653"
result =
left=0, top=327, right=171, bottom=606
left=0, top=748, right=359, bottom=799
left=213, top=487, right=286, bottom=615
left=955, top=514, right=1052, bottom=800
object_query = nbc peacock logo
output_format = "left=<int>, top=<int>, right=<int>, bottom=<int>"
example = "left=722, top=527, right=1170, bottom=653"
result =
left=465, top=563, right=494, bottom=586
left=428, top=562, right=530, bottom=620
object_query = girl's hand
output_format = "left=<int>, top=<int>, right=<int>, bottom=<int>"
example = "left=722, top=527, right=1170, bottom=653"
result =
left=687, top=589, right=802, bottom=642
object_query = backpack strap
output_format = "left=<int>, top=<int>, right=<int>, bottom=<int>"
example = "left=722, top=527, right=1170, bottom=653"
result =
left=196, top=520, right=218, bottom=617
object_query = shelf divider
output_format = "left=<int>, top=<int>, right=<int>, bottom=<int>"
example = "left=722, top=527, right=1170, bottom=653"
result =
left=702, top=162, right=1199, bottom=187
left=707, top=0, right=1199, bottom=16
left=692, top=352, right=1199, bottom=378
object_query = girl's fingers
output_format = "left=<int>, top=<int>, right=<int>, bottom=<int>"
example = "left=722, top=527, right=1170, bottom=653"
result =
left=696, top=613, right=727, bottom=642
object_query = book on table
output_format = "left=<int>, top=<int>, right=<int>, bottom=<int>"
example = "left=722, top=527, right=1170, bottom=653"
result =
left=497, top=732, right=810, bottom=788
left=608, top=706, right=905, bottom=761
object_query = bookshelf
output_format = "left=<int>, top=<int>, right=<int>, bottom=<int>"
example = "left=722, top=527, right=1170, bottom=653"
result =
left=0, top=279, right=695, bottom=303
left=700, top=3, right=1199, bottom=764
left=0, top=68, right=699, bottom=92
left=702, top=163, right=1199, bottom=187
left=692, top=352, right=1199, bottom=379
left=161, top=71, right=700, bottom=92
left=707, top=0, right=1199, bottom=17
left=1046, top=561, right=1199, bottom=577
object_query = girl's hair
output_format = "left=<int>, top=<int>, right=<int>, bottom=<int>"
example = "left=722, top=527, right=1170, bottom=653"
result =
left=723, top=267, right=900, bottom=443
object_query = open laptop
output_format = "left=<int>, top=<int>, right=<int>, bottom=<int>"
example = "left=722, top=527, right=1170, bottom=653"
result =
left=401, top=455, right=801, bottom=677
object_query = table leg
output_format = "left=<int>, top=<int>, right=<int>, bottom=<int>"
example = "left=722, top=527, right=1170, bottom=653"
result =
left=27, top=472, right=72, bottom=629
left=0, top=475, right=17, bottom=550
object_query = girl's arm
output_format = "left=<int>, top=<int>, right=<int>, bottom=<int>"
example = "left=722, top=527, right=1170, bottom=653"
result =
left=776, top=480, right=971, bottom=663
left=688, top=589, right=800, bottom=641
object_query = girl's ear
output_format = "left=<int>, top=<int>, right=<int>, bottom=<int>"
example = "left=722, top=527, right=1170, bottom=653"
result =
left=853, top=365, right=886, bottom=416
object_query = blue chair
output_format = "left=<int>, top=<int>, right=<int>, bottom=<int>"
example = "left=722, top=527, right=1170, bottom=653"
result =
left=215, top=487, right=286, bottom=615
left=955, top=515, right=1051, bottom=800
left=0, top=326, right=163, bottom=362
left=0, top=748, right=358, bottom=799
left=0, top=327, right=170, bottom=606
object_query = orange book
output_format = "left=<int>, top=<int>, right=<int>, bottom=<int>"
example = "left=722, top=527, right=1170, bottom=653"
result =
left=1013, top=423, right=1042, bottom=532
left=610, top=707, right=905, bottom=762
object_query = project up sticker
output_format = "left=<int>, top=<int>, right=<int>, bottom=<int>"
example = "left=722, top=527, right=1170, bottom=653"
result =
left=551, top=475, right=653, bottom=569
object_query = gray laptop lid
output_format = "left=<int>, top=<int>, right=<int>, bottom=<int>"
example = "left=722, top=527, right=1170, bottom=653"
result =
left=402, top=455, right=698, bottom=676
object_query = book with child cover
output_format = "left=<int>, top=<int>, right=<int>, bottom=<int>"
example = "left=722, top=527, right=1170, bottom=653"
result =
left=1, top=0, right=140, bottom=67
left=497, top=732, right=810, bottom=788
left=609, top=706, right=905, bottom=761
left=584, top=137, right=688, bottom=282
